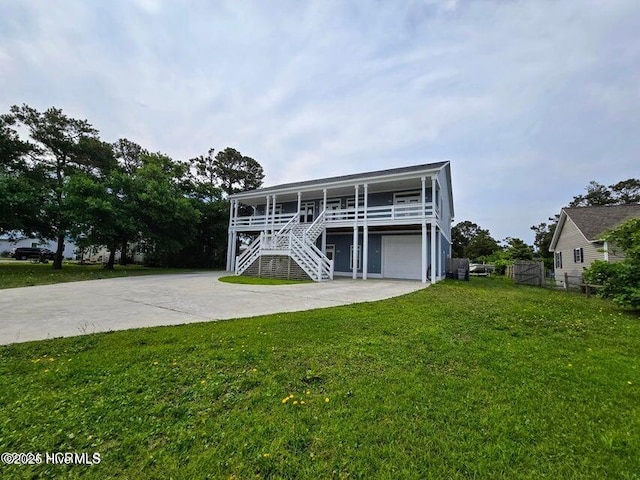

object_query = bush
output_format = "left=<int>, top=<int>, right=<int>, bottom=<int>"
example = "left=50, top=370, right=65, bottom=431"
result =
left=584, top=260, right=640, bottom=309
left=0, top=250, right=10, bottom=258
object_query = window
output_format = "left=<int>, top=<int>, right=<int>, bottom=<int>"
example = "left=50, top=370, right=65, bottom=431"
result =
left=555, top=251, right=563, bottom=268
left=325, top=244, right=335, bottom=261
left=349, top=244, right=361, bottom=270
left=573, top=248, right=584, bottom=263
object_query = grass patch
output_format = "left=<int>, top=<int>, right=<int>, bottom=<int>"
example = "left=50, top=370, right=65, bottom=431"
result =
left=0, top=262, right=206, bottom=289
left=218, top=275, right=311, bottom=285
left=1, top=277, right=639, bottom=478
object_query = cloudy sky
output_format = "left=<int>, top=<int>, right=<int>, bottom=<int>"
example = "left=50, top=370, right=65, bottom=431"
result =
left=1, top=0, right=638, bottom=243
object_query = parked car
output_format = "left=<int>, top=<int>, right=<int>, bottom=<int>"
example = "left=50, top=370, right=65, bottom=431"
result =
left=10, top=247, right=56, bottom=261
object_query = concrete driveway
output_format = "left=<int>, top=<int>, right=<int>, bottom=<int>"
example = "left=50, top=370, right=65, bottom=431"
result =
left=0, top=272, right=425, bottom=345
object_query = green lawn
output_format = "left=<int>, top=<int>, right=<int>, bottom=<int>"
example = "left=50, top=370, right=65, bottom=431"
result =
left=218, top=275, right=311, bottom=285
left=1, top=278, right=639, bottom=479
left=0, top=262, right=206, bottom=289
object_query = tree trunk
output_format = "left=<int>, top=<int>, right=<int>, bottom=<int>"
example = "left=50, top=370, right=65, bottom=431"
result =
left=53, top=234, right=65, bottom=270
left=119, top=239, right=128, bottom=266
left=105, top=247, right=116, bottom=270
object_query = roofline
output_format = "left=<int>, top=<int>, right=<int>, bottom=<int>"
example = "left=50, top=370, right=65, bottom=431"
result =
left=548, top=208, right=597, bottom=252
left=229, top=161, right=450, bottom=200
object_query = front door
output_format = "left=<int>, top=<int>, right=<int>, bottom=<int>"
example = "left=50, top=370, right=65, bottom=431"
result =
left=394, top=192, right=420, bottom=217
left=300, top=202, right=314, bottom=223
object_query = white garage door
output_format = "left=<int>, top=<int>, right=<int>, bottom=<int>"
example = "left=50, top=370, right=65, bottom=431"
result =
left=382, top=235, right=422, bottom=280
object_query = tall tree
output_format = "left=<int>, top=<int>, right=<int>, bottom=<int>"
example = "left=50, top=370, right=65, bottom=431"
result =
left=502, top=237, right=534, bottom=260
left=112, top=138, right=147, bottom=264
left=213, top=147, right=264, bottom=195
left=569, top=178, right=640, bottom=207
left=113, top=138, right=147, bottom=175
left=0, top=115, right=45, bottom=235
left=132, top=153, right=199, bottom=265
left=451, top=220, right=500, bottom=259
left=530, top=219, right=557, bottom=256
left=8, top=105, right=106, bottom=269
left=610, top=179, right=640, bottom=205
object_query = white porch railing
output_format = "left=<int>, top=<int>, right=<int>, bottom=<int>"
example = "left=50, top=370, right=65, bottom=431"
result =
left=234, top=234, right=262, bottom=275
left=324, top=203, right=434, bottom=222
left=232, top=203, right=435, bottom=230
left=234, top=210, right=333, bottom=281
left=232, top=212, right=296, bottom=228
left=304, top=210, right=325, bottom=243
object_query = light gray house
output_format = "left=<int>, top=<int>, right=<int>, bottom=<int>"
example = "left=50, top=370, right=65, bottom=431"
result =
left=226, top=161, right=454, bottom=283
left=549, top=204, right=640, bottom=285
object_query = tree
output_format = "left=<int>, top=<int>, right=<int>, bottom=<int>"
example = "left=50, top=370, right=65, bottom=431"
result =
left=8, top=105, right=105, bottom=269
left=112, top=138, right=147, bottom=264
left=190, top=148, right=224, bottom=202
left=131, top=153, right=200, bottom=265
left=213, top=147, right=264, bottom=195
left=451, top=220, right=501, bottom=259
left=610, top=179, right=640, bottom=205
left=569, top=178, right=640, bottom=207
left=464, top=231, right=501, bottom=261
left=0, top=115, right=45, bottom=235
left=113, top=138, right=147, bottom=175
left=502, top=237, right=534, bottom=260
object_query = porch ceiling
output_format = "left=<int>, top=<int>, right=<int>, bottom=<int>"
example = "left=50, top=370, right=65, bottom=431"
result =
left=235, top=177, right=428, bottom=206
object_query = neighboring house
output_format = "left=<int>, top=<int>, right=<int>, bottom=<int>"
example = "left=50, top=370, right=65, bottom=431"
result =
left=227, top=161, right=454, bottom=283
left=549, top=204, right=640, bottom=285
left=0, top=234, right=77, bottom=259
left=83, top=243, right=146, bottom=264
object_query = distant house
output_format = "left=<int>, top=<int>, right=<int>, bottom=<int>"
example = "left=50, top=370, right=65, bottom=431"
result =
left=227, top=161, right=454, bottom=283
left=548, top=204, right=640, bottom=285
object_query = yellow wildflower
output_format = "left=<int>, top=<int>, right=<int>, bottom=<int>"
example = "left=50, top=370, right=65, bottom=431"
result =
left=325, top=397, right=330, bottom=403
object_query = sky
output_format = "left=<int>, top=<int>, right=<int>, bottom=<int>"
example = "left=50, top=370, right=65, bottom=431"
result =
left=1, top=0, right=639, bottom=244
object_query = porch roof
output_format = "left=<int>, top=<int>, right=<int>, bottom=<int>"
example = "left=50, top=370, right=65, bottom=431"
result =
left=229, top=161, right=449, bottom=199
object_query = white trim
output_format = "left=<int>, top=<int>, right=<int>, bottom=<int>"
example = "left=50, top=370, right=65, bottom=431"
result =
left=229, top=164, right=449, bottom=200
left=421, top=223, right=427, bottom=284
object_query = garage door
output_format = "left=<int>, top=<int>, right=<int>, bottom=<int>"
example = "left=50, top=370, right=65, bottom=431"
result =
left=382, top=235, right=422, bottom=280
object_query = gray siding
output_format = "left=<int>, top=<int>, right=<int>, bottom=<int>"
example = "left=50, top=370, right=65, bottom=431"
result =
left=326, top=233, right=382, bottom=274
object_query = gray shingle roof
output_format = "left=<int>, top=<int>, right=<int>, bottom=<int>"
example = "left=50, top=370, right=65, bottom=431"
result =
left=229, top=161, right=449, bottom=197
left=564, top=204, right=640, bottom=241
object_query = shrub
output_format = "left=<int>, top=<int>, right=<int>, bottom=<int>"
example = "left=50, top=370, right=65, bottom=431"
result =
left=583, top=216, right=640, bottom=309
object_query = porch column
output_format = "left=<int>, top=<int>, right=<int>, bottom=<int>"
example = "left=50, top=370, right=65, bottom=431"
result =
left=421, top=222, right=427, bottom=284
left=297, top=192, right=302, bottom=215
left=431, top=176, right=437, bottom=218
left=431, top=223, right=437, bottom=283
left=231, top=230, right=238, bottom=273
left=264, top=195, right=270, bottom=235
left=363, top=184, right=368, bottom=280
left=321, top=188, right=327, bottom=253
left=271, top=194, right=277, bottom=233
left=352, top=184, right=359, bottom=280
left=227, top=199, right=235, bottom=271
left=421, top=176, right=426, bottom=219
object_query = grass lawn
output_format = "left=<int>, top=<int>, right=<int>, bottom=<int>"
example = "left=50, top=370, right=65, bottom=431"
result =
left=218, top=275, right=312, bottom=285
left=0, top=262, right=207, bottom=289
left=1, top=278, right=639, bottom=479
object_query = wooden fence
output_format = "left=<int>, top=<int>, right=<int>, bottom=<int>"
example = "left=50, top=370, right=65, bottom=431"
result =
left=507, top=261, right=545, bottom=286
left=446, top=258, right=470, bottom=281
